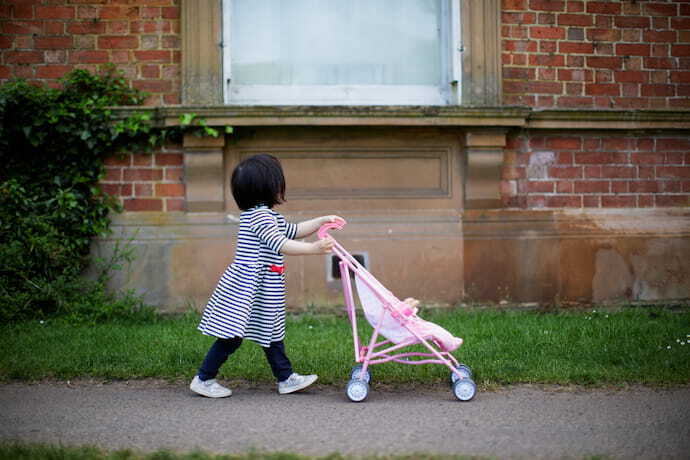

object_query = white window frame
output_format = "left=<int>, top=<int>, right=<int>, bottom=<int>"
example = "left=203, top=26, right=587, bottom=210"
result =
left=221, top=0, right=462, bottom=106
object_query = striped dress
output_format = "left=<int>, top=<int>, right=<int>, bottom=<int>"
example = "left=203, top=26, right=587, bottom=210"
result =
left=198, top=205, right=297, bottom=347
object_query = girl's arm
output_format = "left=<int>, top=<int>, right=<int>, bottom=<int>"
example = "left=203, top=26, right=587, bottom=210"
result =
left=294, top=215, right=342, bottom=239
left=279, top=236, right=335, bottom=256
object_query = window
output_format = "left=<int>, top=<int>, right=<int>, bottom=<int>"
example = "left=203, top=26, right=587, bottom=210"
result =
left=222, top=0, right=461, bottom=105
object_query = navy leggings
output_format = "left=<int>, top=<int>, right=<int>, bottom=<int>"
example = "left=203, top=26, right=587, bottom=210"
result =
left=197, top=337, right=293, bottom=382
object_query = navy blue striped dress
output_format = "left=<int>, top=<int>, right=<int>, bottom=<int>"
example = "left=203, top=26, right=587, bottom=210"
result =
left=198, top=205, right=297, bottom=347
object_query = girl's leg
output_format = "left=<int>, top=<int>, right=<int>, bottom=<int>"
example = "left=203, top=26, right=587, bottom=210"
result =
left=197, top=337, right=243, bottom=381
left=262, top=340, right=293, bottom=382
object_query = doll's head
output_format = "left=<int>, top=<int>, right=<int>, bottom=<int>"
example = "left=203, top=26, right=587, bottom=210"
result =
left=231, top=154, right=286, bottom=210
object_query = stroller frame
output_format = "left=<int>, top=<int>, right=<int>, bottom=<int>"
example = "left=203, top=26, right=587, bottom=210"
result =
left=319, top=220, right=476, bottom=402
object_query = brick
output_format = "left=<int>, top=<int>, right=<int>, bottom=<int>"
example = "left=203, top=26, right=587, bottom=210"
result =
left=660, top=181, right=681, bottom=193
left=602, top=196, right=636, bottom=208
left=161, top=7, right=179, bottom=19
left=164, top=167, right=184, bottom=182
left=104, top=155, right=131, bottom=167
left=671, top=18, right=690, bottom=30
left=546, top=137, right=582, bottom=150
left=614, top=16, right=650, bottom=29
left=527, top=181, right=554, bottom=193
left=123, top=168, right=163, bottom=181
left=586, top=166, right=603, bottom=179
left=630, top=181, right=659, bottom=193
left=602, top=166, right=635, bottom=179
left=614, top=71, right=648, bottom=83
left=35, top=65, right=71, bottom=79
left=616, top=44, right=650, bottom=57
left=69, top=50, right=108, bottom=64
left=602, top=138, right=632, bottom=151
left=556, top=181, right=573, bottom=193
left=530, top=26, right=566, bottom=39
left=611, top=181, right=629, bottom=194
left=657, top=166, right=690, bottom=179
left=567, top=28, right=584, bottom=41
left=559, top=42, right=594, bottom=54
left=657, top=139, right=690, bottom=151
left=529, top=0, right=564, bottom=12
left=104, top=167, right=122, bottom=181
left=503, top=0, right=527, bottom=10
left=556, top=96, right=594, bottom=108
left=132, top=154, right=153, bottom=166
left=671, top=72, right=690, bottom=84
left=99, top=6, right=139, bottom=20
left=672, top=46, right=690, bottom=58
left=587, top=2, right=621, bottom=15
left=503, top=40, right=538, bottom=53
left=586, top=84, right=620, bottom=96
left=638, top=195, right=654, bottom=207
left=539, top=41, right=558, bottom=53
left=156, top=153, right=184, bottom=166
left=587, top=28, right=620, bottom=42
left=34, top=37, right=73, bottom=50
left=656, top=195, right=689, bottom=207
left=98, top=36, right=138, bottom=49
left=123, top=198, right=163, bottom=212
left=643, top=30, right=677, bottom=43
left=583, top=196, right=600, bottom=207
left=133, top=50, right=171, bottom=62
left=529, top=81, right=562, bottom=94
left=557, top=14, right=592, bottom=27
left=529, top=54, right=566, bottom=67
left=140, top=65, right=160, bottom=79
left=575, top=152, right=627, bottom=164
left=155, top=183, right=185, bottom=197
left=558, top=69, right=592, bottom=82
left=132, top=80, right=172, bottom=93
left=643, top=58, right=675, bottom=70
left=134, top=183, right=153, bottom=197
left=643, top=3, right=678, bottom=17
left=665, top=153, right=684, bottom=165
left=35, top=6, right=74, bottom=19
left=545, top=195, right=582, bottom=207
left=4, top=51, right=43, bottom=64
left=587, top=57, right=623, bottom=70
left=641, top=84, right=675, bottom=97
left=166, top=198, right=185, bottom=212
left=67, top=21, right=106, bottom=35
left=612, top=98, right=648, bottom=109
left=548, top=166, right=582, bottom=179
left=574, top=181, right=609, bottom=193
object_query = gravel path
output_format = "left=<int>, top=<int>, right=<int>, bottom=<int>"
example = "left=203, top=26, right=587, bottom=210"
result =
left=1, top=381, right=689, bottom=458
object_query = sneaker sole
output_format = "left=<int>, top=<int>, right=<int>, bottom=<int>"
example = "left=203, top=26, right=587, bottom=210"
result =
left=190, top=385, right=232, bottom=398
left=278, top=375, right=318, bottom=394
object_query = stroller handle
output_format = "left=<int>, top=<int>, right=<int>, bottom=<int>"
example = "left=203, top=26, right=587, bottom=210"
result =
left=317, top=217, right=347, bottom=239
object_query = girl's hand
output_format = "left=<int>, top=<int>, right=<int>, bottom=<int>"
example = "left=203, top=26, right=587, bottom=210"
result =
left=313, top=236, right=335, bottom=254
left=321, top=215, right=344, bottom=225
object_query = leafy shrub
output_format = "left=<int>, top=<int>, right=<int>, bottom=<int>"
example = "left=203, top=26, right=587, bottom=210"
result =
left=0, top=67, right=158, bottom=323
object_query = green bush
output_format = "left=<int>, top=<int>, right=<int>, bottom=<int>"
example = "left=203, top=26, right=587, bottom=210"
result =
left=0, top=67, right=158, bottom=323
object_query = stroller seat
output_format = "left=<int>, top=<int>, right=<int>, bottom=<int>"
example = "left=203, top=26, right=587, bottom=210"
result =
left=355, top=276, right=463, bottom=352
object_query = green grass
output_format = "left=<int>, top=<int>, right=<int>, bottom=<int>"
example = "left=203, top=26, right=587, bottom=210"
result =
left=0, top=441, right=491, bottom=460
left=0, top=307, right=688, bottom=386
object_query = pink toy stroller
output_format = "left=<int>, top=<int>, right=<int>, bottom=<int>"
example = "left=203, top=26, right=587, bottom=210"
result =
left=318, top=219, right=477, bottom=402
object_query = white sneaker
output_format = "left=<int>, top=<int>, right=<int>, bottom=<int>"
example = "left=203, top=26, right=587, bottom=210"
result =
left=278, top=373, right=318, bottom=394
left=189, top=376, right=232, bottom=398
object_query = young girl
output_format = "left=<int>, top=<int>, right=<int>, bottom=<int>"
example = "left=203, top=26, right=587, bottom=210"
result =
left=190, top=154, right=339, bottom=398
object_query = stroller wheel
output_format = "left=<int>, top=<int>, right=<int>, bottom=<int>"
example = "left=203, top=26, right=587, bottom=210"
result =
left=449, top=363, right=473, bottom=386
left=346, top=378, right=369, bottom=402
left=452, top=378, right=477, bottom=402
left=350, top=364, right=371, bottom=383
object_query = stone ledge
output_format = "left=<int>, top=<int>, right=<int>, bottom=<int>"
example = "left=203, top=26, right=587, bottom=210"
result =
left=111, top=105, right=690, bottom=130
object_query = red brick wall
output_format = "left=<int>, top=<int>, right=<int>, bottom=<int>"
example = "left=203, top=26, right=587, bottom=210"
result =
left=102, top=145, right=184, bottom=212
left=0, top=0, right=181, bottom=105
left=502, top=0, right=690, bottom=108
left=502, top=133, right=690, bottom=208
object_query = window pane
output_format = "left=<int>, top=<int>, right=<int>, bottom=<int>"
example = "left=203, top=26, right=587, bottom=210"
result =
left=230, top=0, right=442, bottom=86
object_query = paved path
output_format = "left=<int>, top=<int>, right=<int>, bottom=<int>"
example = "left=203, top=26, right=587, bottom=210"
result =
left=1, top=381, right=689, bottom=458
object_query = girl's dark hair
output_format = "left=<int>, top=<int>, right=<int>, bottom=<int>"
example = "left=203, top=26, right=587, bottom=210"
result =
left=231, top=154, right=286, bottom=210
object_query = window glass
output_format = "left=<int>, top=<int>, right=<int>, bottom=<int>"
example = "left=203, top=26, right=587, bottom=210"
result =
left=230, top=0, right=442, bottom=86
